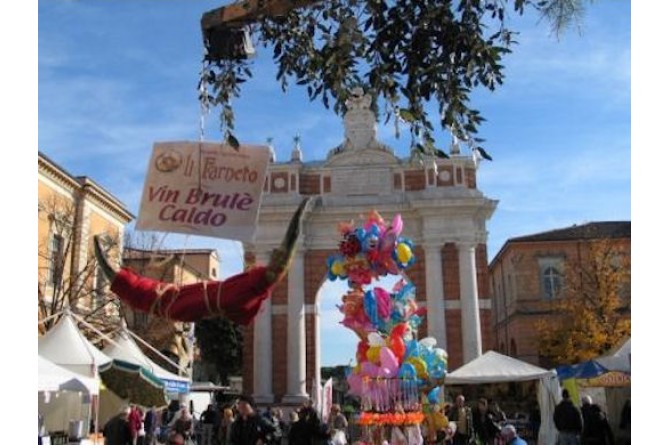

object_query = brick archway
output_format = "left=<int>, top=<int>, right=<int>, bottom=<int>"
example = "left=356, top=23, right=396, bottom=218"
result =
left=240, top=90, right=497, bottom=406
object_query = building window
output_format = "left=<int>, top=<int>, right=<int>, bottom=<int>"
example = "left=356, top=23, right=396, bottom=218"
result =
left=538, top=257, right=564, bottom=300
left=542, top=267, right=563, bottom=299
left=93, top=265, right=108, bottom=310
left=211, top=267, right=217, bottom=278
left=48, top=234, right=65, bottom=287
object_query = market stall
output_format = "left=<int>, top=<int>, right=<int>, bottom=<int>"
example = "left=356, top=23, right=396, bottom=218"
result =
left=444, top=350, right=561, bottom=445
left=38, top=311, right=111, bottom=440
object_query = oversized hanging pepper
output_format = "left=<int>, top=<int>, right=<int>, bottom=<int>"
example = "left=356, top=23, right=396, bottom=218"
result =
left=94, top=198, right=312, bottom=325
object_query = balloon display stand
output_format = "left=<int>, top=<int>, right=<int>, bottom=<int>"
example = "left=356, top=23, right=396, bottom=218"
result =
left=326, top=211, right=448, bottom=445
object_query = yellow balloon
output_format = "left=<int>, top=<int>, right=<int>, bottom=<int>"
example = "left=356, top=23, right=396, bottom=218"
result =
left=396, top=243, right=413, bottom=264
left=408, top=357, right=428, bottom=379
left=432, top=412, right=449, bottom=430
left=331, top=261, right=345, bottom=276
left=366, top=346, right=381, bottom=364
left=354, top=363, right=362, bottom=374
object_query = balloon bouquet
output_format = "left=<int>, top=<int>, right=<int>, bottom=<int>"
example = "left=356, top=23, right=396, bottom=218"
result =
left=326, top=211, right=449, bottom=445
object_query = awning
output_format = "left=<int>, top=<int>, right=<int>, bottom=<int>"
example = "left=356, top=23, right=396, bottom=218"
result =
left=102, top=329, right=191, bottom=394
left=99, top=359, right=168, bottom=408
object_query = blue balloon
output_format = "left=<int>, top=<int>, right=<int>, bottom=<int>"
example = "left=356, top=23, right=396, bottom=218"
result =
left=398, top=363, right=417, bottom=379
left=326, top=254, right=346, bottom=281
left=355, top=228, right=367, bottom=243
left=404, top=340, right=419, bottom=361
left=427, top=387, right=441, bottom=404
left=364, top=290, right=379, bottom=327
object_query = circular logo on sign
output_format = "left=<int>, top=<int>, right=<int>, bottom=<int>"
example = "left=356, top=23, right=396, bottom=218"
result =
left=155, top=150, right=183, bottom=173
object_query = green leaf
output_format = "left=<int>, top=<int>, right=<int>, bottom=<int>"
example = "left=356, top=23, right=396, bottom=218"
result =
left=398, top=108, right=416, bottom=122
left=436, top=149, right=450, bottom=159
left=227, top=133, right=240, bottom=150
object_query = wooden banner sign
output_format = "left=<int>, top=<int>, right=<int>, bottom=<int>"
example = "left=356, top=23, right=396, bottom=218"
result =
left=136, top=141, right=270, bottom=242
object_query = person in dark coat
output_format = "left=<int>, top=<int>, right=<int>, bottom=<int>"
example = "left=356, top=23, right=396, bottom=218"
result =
left=472, top=398, right=501, bottom=445
left=580, top=396, right=615, bottom=445
left=143, top=408, right=156, bottom=445
left=288, top=406, right=330, bottom=445
left=201, top=404, right=222, bottom=445
left=553, top=389, right=583, bottom=445
left=104, top=406, right=133, bottom=445
left=229, top=395, right=279, bottom=445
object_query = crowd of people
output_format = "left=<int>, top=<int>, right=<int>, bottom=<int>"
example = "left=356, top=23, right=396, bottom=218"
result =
left=101, top=397, right=350, bottom=445
left=440, top=395, right=530, bottom=445
left=101, top=391, right=627, bottom=445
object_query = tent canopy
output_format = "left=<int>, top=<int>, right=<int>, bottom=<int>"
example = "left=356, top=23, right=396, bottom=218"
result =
left=595, top=337, right=631, bottom=374
left=555, top=360, right=610, bottom=380
left=38, top=355, right=99, bottom=395
left=38, top=311, right=112, bottom=377
left=444, top=350, right=560, bottom=445
left=444, top=350, right=555, bottom=384
left=103, top=329, right=190, bottom=393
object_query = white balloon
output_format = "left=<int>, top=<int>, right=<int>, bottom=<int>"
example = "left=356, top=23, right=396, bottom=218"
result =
left=368, top=332, right=386, bottom=346
left=419, top=337, right=437, bottom=348
left=435, top=348, right=448, bottom=359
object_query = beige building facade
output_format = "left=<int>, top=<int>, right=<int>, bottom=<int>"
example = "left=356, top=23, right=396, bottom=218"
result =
left=38, top=152, right=134, bottom=331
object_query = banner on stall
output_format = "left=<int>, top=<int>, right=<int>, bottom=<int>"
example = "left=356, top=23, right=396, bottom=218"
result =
left=136, top=141, right=270, bottom=242
left=580, top=371, right=631, bottom=388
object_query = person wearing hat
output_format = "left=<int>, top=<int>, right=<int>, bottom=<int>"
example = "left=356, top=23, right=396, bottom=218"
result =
left=500, top=425, right=527, bottom=445
left=229, top=396, right=280, bottom=445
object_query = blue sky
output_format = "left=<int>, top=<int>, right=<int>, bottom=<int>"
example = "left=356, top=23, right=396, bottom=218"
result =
left=38, top=1, right=631, bottom=367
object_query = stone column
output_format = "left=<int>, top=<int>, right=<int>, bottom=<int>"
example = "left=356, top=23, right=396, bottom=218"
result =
left=424, top=243, right=447, bottom=350
left=312, top=301, right=322, bottom=400
left=253, top=251, right=274, bottom=404
left=283, top=249, right=309, bottom=404
left=457, top=242, right=482, bottom=363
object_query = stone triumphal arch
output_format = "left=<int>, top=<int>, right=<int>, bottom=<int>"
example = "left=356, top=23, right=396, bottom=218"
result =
left=242, top=89, right=498, bottom=405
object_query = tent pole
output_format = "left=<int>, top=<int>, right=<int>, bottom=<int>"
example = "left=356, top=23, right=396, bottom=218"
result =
left=38, top=310, right=65, bottom=325
left=126, top=328, right=188, bottom=374
left=69, top=312, right=126, bottom=350
left=94, top=394, right=100, bottom=444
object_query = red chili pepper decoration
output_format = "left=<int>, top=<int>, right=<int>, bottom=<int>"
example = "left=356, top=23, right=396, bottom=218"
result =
left=94, top=198, right=312, bottom=325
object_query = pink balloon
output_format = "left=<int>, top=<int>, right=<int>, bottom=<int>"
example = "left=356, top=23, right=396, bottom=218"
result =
left=347, top=373, right=363, bottom=396
left=379, top=346, right=399, bottom=376
left=361, top=361, right=379, bottom=378
left=381, top=366, right=394, bottom=378
left=391, top=214, right=403, bottom=235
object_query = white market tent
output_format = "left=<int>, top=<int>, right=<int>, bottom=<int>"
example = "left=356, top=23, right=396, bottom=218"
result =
left=38, top=310, right=112, bottom=377
left=38, top=311, right=111, bottom=435
left=444, top=350, right=561, bottom=445
left=38, top=355, right=98, bottom=394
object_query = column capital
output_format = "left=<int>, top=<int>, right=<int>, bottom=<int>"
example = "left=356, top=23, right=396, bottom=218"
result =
left=422, top=242, right=444, bottom=254
left=455, top=240, right=478, bottom=250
